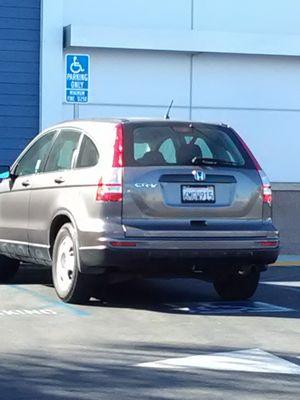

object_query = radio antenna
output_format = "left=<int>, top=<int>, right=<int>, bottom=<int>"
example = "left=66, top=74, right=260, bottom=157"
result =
left=164, top=100, right=174, bottom=120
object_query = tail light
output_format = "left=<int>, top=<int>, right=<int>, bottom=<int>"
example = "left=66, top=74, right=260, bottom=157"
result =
left=112, top=123, right=124, bottom=168
left=96, top=124, right=124, bottom=202
left=96, top=168, right=123, bottom=202
left=259, top=170, right=272, bottom=206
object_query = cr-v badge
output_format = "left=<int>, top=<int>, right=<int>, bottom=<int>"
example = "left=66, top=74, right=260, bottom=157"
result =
left=135, top=183, right=158, bottom=188
left=192, top=170, right=206, bottom=182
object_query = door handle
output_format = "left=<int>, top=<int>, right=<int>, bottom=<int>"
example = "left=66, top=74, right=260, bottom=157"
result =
left=54, top=177, right=65, bottom=184
left=22, top=180, right=30, bottom=187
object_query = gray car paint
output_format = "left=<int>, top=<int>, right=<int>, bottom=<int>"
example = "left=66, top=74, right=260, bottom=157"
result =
left=0, top=176, right=31, bottom=258
left=122, top=167, right=266, bottom=237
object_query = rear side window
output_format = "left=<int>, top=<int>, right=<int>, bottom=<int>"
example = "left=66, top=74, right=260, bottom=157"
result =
left=126, top=124, right=253, bottom=168
left=45, top=129, right=81, bottom=172
left=76, top=135, right=99, bottom=168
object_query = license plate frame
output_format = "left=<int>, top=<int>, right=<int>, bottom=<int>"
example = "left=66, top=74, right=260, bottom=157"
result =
left=181, top=185, right=215, bottom=204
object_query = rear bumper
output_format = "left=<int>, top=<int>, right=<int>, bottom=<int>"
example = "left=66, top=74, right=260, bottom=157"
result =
left=79, top=237, right=280, bottom=274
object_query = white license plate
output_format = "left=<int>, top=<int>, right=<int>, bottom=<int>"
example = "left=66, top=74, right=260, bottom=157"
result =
left=181, top=185, right=215, bottom=203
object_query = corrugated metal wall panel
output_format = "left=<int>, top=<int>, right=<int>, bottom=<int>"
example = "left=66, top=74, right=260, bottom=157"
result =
left=0, top=0, right=40, bottom=165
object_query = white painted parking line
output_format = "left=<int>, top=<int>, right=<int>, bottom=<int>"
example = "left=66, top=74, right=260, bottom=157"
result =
left=262, top=281, right=300, bottom=288
left=136, top=349, right=300, bottom=375
left=163, top=301, right=293, bottom=314
left=0, top=308, right=57, bottom=317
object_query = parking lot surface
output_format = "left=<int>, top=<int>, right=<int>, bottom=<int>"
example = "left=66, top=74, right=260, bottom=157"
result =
left=0, top=264, right=299, bottom=399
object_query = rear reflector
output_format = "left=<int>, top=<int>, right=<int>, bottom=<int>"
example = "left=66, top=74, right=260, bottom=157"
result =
left=258, top=240, right=278, bottom=247
left=110, top=241, right=137, bottom=247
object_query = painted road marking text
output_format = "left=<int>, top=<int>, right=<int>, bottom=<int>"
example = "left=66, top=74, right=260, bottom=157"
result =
left=0, top=309, right=57, bottom=317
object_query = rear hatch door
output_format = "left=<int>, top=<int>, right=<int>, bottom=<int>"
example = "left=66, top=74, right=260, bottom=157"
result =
left=122, top=122, right=265, bottom=238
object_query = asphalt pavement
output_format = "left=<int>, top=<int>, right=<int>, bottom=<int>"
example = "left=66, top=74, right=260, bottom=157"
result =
left=0, top=263, right=299, bottom=399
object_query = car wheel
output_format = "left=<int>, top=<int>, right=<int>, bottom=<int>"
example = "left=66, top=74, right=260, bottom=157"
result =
left=213, top=267, right=260, bottom=301
left=0, top=256, right=20, bottom=283
left=52, top=223, right=92, bottom=304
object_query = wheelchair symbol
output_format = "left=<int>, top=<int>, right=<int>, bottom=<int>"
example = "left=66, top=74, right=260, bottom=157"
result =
left=70, top=56, right=85, bottom=74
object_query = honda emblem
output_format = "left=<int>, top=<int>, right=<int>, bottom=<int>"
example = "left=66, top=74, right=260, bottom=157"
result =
left=192, top=170, right=206, bottom=182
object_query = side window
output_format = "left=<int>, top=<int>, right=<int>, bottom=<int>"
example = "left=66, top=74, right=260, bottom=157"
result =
left=15, top=132, right=56, bottom=177
left=159, top=138, right=176, bottom=163
left=76, top=135, right=99, bottom=168
left=134, top=143, right=150, bottom=160
left=45, top=130, right=81, bottom=173
left=194, top=137, right=213, bottom=158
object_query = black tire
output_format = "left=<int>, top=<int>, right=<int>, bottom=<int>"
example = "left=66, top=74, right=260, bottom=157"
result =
left=213, top=268, right=260, bottom=301
left=0, top=256, right=20, bottom=283
left=52, top=223, right=92, bottom=304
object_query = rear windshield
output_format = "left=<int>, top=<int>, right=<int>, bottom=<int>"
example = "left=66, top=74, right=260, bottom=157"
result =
left=125, top=124, right=254, bottom=168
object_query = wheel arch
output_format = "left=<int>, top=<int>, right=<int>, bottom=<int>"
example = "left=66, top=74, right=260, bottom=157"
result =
left=49, top=211, right=77, bottom=259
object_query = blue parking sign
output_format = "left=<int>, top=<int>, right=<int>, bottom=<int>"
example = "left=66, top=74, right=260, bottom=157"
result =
left=66, top=54, right=89, bottom=103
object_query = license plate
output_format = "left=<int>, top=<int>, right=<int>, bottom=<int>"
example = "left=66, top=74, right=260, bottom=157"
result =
left=181, top=185, right=215, bottom=203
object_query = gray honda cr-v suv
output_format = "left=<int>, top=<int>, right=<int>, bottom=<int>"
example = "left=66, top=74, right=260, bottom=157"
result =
left=0, top=119, right=279, bottom=303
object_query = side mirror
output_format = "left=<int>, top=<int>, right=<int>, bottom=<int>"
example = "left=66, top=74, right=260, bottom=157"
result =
left=0, top=165, right=11, bottom=180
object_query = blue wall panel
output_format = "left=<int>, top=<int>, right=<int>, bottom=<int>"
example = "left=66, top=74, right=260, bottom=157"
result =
left=0, top=0, right=40, bottom=165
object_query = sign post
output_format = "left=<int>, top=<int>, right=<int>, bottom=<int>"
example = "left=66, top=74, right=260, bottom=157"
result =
left=65, top=54, right=90, bottom=118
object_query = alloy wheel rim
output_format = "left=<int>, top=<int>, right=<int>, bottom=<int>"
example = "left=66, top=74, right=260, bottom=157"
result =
left=56, top=236, right=75, bottom=293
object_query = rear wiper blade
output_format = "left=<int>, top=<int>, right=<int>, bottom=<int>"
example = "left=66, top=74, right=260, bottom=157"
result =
left=192, top=157, right=240, bottom=167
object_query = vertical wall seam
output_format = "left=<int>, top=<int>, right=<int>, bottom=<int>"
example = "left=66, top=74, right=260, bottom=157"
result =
left=189, top=0, right=194, bottom=120
left=40, top=0, right=64, bottom=129
left=189, top=54, right=194, bottom=120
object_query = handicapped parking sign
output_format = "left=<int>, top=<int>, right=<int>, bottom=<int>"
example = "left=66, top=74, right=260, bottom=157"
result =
left=66, top=54, right=89, bottom=103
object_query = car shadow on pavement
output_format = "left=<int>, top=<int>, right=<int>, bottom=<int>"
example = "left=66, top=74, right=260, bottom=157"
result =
left=7, top=264, right=300, bottom=319
left=11, top=264, right=52, bottom=285
left=88, top=266, right=300, bottom=319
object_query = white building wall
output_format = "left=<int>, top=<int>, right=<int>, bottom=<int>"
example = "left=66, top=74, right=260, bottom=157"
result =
left=194, top=0, right=300, bottom=34
left=63, top=0, right=191, bottom=29
left=191, top=53, right=300, bottom=182
left=40, top=0, right=300, bottom=183
left=62, top=49, right=192, bottom=122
